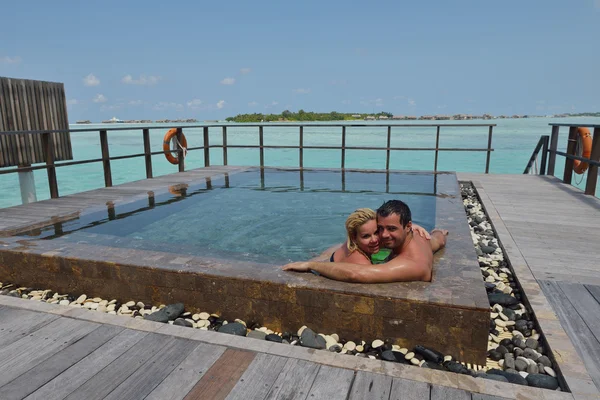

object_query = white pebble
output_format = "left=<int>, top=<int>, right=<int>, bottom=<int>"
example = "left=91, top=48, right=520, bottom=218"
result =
left=192, top=314, right=200, bottom=321
left=125, top=301, right=135, bottom=308
left=344, top=341, right=356, bottom=351
left=75, top=294, right=87, bottom=304
left=59, top=300, right=70, bottom=306
left=330, top=333, right=339, bottom=342
left=297, top=325, right=307, bottom=336
left=444, top=355, right=452, bottom=362
left=544, top=367, right=556, bottom=377
left=371, top=339, right=384, bottom=348
left=405, top=352, right=414, bottom=360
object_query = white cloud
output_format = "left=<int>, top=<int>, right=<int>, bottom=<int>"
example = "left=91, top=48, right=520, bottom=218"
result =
left=122, top=75, right=161, bottom=85
left=220, top=77, right=235, bottom=85
left=84, top=73, right=100, bottom=87
left=153, top=102, right=184, bottom=111
left=271, top=101, right=279, bottom=106
left=100, top=104, right=122, bottom=112
left=0, top=56, right=21, bottom=64
left=341, top=100, right=351, bottom=105
left=240, top=68, right=251, bottom=75
left=129, top=100, right=143, bottom=106
left=216, top=100, right=226, bottom=109
left=248, top=101, right=258, bottom=107
left=93, top=94, right=107, bottom=103
left=187, top=99, right=203, bottom=109
left=393, top=95, right=406, bottom=100
left=67, top=99, right=79, bottom=106
left=293, top=88, right=311, bottom=94
left=374, top=98, right=384, bottom=106
left=437, top=105, right=447, bottom=109
left=408, top=99, right=416, bottom=106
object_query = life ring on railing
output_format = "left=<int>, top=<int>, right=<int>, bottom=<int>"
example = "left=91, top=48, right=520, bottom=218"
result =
left=573, top=127, right=592, bottom=174
left=163, top=128, right=188, bottom=165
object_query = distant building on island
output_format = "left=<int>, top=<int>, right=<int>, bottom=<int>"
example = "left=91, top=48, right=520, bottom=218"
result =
left=75, top=120, right=91, bottom=124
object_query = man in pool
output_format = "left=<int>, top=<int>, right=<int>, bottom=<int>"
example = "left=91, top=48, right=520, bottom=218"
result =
left=282, top=200, right=448, bottom=283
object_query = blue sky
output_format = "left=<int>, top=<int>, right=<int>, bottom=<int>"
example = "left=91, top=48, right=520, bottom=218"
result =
left=1, top=1, right=599, bottom=121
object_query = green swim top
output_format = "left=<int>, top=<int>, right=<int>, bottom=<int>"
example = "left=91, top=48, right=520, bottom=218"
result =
left=371, top=248, right=392, bottom=264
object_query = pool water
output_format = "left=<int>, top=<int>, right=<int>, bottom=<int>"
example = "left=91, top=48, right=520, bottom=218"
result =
left=29, top=169, right=449, bottom=264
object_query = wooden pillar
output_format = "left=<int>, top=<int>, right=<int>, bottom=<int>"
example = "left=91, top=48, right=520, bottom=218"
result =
left=203, top=126, right=210, bottom=167
left=563, top=127, right=577, bottom=184
left=259, top=126, right=264, bottom=167
left=341, top=126, right=346, bottom=169
left=585, top=128, right=600, bottom=195
left=99, top=130, right=112, bottom=187
left=143, top=128, right=153, bottom=179
left=386, top=126, right=392, bottom=171
left=299, top=126, right=304, bottom=168
left=485, top=126, right=493, bottom=174
left=222, top=126, right=228, bottom=165
left=176, top=128, right=184, bottom=172
left=547, top=125, right=559, bottom=176
left=434, top=126, right=440, bottom=172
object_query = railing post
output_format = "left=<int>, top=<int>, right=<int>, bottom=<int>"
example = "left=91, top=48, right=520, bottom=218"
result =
left=485, top=126, right=493, bottom=173
left=341, top=126, right=346, bottom=169
left=99, top=129, right=112, bottom=187
left=386, top=126, right=391, bottom=171
left=299, top=126, right=304, bottom=168
left=259, top=126, right=264, bottom=168
left=434, top=125, right=440, bottom=172
left=563, top=126, right=577, bottom=184
left=176, top=128, right=185, bottom=172
left=143, top=128, right=153, bottom=179
left=222, top=126, right=228, bottom=165
left=585, top=128, right=600, bottom=195
left=42, top=132, right=59, bottom=198
left=539, top=135, right=549, bottom=175
left=547, top=125, right=559, bottom=176
left=203, top=126, right=210, bottom=167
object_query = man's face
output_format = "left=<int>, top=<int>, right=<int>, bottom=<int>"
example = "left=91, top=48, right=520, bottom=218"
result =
left=377, top=213, right=412, bottom=250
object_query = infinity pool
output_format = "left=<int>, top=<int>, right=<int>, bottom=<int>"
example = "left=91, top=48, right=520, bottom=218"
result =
left=29, top=169, right=448, bottom=264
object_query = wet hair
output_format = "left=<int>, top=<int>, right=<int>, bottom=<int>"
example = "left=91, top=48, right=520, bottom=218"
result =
left=377, top=200, right=412, bottom=227
left=345, top=208, right=377, bottom=253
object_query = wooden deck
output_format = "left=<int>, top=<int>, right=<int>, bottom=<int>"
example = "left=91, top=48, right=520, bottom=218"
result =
left=0, top=303, right=505, bottom=400
left=459, top=173, right=600, bottom=397
left=1, top=169, right=599, bottom=399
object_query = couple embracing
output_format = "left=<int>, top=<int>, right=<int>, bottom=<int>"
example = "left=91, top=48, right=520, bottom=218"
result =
left=282, top=200, right=448, bottom=283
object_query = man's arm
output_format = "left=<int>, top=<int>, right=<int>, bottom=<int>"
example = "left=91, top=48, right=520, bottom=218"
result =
left=282, top=258, right=430, bottom=283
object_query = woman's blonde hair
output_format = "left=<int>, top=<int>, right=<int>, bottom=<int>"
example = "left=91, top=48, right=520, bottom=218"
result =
left=345, top=208, right=377, bottom=253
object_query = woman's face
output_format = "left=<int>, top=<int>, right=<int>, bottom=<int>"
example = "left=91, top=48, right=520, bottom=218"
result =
left=354, top=219, right=380, bottom=255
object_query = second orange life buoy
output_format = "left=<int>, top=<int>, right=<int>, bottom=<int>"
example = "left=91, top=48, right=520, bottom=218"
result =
left=574, top=127, right=592, bottom=174
left=163, top=128, right=188, bottom=165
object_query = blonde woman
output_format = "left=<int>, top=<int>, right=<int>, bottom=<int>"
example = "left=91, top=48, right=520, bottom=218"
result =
left=320, top=208, right=430, bottom=265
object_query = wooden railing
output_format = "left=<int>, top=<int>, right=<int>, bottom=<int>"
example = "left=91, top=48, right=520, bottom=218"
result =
left=526, top=123, right=600, bottom=196
left=0, top=123, right=495, bottom=200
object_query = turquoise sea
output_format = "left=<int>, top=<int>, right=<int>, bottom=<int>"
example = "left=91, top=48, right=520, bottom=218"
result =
left=1, top=117, right=599, bottom=209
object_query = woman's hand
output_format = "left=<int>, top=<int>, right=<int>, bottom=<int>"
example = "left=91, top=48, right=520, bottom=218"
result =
left=412, top=224, right=431, bottom=239
left=282, top=261, right=312, bottom=272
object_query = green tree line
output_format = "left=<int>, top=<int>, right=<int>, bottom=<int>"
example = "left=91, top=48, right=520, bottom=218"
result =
left=225, top=110, right=393, bottom=122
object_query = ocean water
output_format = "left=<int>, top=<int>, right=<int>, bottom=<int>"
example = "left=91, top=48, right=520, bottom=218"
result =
left=1, top=117, right=598, bottom=209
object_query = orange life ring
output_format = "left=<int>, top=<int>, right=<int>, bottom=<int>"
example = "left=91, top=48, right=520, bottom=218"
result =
left=573, top=127, right=592, bottom=174
left=163, top=128, right=188, bottom=165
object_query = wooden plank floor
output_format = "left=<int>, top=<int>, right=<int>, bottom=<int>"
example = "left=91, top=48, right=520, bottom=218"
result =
left=459, top=173, right=600, bottom=394
left=0, top=306, right=512, bottom=400
left=458, top=174, right=600, bottom=286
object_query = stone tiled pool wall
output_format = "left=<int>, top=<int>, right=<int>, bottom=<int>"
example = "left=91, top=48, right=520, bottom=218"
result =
left=0, top=169, right=490, bottom=364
